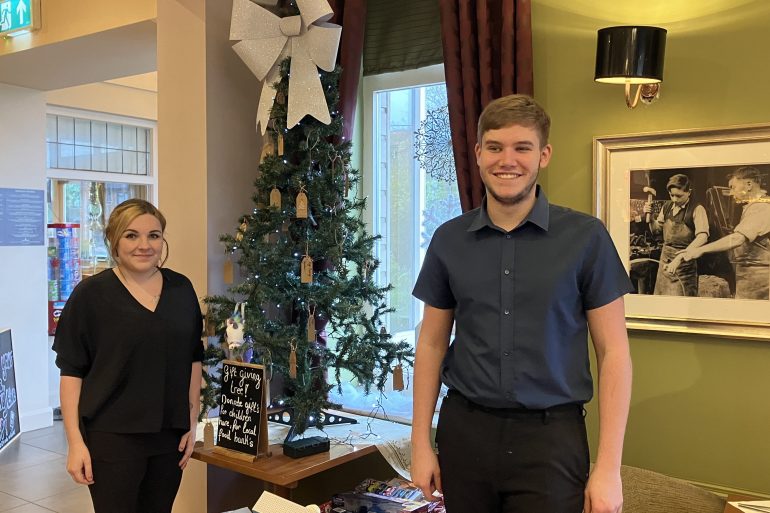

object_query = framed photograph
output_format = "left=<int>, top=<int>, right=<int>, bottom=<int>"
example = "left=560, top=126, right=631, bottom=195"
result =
left=594, top=124, right=770, bottom=340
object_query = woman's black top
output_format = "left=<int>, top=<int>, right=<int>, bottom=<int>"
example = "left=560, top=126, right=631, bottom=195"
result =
left=53, top=267, right=204, bottom=434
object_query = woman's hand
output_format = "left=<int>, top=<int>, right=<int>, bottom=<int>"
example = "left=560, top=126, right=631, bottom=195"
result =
left=178, top=429, right=195, bottom=469
left=66, top=441, right=94, bottom=485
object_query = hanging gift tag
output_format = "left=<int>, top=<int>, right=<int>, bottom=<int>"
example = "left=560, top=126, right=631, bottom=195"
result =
left=289, top=340, right=297, bottom=379
left=223, top=257, right=234, bottom=284
left=296, top=190, right=308, bottom=218
left=392, top=363, right=405, bottom=391
left=301, top=255, right=313, bottom=283
left=203, top=421, right=215, bottom=449
left=307, top=307, right=316, bottom=342
left=270, top=187, right=281, bottom=208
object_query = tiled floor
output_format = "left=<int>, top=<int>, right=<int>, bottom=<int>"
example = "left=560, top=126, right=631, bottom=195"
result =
left=0, top=422, right=94, bottom=513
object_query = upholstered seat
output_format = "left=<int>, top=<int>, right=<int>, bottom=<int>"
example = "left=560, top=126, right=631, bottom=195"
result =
left=621, top=465, right=726, bottom=513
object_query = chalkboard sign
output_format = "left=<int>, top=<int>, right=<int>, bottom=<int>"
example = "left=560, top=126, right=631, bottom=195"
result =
left=0, top=329, right=20, bottom=452
left=214, top=360, right=269, bottom=461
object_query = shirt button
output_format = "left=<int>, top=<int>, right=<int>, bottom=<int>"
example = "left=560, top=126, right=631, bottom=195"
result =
left=504, top=351, right=510, bottom=356
left=504, top=309, right=510, bottom=315
left=504, top=269, right=510, bottom=275
left=505, top=235, right=511, bottom=239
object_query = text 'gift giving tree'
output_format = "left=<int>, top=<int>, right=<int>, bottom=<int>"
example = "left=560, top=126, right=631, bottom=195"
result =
left=202, top=0, right=413, bottom=437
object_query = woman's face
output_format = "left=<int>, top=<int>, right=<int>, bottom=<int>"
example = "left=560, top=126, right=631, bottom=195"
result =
left=116, top=213, right=163, bottom=274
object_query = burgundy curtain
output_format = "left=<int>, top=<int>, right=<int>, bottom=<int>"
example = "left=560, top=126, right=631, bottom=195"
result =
left=439, top=0, right=533, bottom=211
left=329, top=0, right=366, bottom=142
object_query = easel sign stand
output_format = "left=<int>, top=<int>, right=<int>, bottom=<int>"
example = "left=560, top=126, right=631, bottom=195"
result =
left=212, top=360, right=270, bottom=461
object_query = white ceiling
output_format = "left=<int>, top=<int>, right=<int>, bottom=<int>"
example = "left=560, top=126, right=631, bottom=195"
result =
left=0, top=20, right=157, bottom=91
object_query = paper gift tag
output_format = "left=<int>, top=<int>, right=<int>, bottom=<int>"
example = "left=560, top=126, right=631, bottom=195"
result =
left=307, top=312, right=316, bottom=342
left=289, top=341, right=297, bottom=379
left=393, top=363, right=405, bottom=391
left=301, top=255, right=313, bottom=283
left=270, top=187, right=281, bottom=208
left=296, top=191, right=308, bottom=218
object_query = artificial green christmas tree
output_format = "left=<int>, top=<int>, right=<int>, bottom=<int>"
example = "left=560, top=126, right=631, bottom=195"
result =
left=201, top=57, right=413, bottom=436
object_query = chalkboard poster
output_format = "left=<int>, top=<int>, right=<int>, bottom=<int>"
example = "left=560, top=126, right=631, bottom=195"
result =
left=214, top=360, right=269, bottom=461
left=0, top=329, right=20, bottom=452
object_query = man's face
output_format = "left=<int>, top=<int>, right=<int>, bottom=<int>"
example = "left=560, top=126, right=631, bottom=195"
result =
left=474, top=124, right=551, bottom=206
left=668, top=187, right=690, bottom=207
left=729, top=177, right=752, bottom=203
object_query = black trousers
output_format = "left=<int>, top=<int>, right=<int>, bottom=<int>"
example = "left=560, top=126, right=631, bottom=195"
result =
left=88, top=451, right=183, bottom=513
left=435, top=391, right=589, bottom=513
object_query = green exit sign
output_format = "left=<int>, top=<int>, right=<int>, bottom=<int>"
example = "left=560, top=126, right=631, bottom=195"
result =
left=0, top=0, right=40, bottom=37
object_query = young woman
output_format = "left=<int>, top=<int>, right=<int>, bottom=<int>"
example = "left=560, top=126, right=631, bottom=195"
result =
left=53, top=198, right=203, bottom=513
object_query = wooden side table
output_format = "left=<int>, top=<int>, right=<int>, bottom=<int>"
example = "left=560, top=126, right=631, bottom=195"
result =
left=724, top=494, right=764, bottom=513
left=193, top=441, right=379, bottom=498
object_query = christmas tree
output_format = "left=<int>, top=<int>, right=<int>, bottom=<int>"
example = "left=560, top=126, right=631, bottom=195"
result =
left=201, top=56, right=414, bottom=436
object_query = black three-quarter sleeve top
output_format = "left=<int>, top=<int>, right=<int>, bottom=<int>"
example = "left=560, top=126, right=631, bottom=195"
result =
left=52, top=267, right=204, bottom=434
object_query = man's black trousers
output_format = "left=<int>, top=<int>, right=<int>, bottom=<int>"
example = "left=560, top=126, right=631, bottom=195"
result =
left=435, top=390, right=589, bottom=513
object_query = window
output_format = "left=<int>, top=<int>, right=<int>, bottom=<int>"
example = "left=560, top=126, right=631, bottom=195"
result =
left=46, top=114, right=152, bottom=175
left=45, top=108, right=157, bottom=329
left=329, top=65, right=459, bottom=420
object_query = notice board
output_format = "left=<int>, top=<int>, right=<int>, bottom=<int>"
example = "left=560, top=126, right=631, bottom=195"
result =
left=0, top=329, right=20, bottom=452
left=214, top=360, right=269, bottom=461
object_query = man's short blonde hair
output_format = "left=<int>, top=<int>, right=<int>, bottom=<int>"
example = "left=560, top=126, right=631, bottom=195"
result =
left=477, top=94, right=551, bottom=148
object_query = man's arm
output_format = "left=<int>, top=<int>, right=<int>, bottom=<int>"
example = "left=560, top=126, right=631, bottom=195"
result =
left=584, top=297, right=632, bottom=513
left=411, top=305, right=454, bottom=500
left=680, top=232, right=746, bottom=261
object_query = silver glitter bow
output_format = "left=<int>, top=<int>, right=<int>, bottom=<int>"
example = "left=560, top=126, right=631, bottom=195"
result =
left=230, top=0, right=342, bottom=134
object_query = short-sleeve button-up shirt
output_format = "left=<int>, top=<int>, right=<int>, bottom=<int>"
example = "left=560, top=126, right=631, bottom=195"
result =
left=412, top=187, right=633, bottom=408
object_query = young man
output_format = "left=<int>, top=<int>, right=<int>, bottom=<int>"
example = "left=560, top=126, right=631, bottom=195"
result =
left=678, top=166, right=770, bottom=299
left=642, top=173, right=709, bottom=296
left=411, top=94, right=633, bottom=513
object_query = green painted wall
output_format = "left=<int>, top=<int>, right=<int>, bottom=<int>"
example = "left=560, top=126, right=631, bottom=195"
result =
left=532, top=0, right=770, bottom=495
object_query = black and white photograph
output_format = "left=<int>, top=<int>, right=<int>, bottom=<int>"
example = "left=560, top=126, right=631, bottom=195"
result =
left=594, top=125, right=770, bottom=339
left=628, top=164, right=770, bottom=300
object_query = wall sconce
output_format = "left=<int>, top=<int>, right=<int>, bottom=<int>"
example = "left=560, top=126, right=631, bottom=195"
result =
left=595, top=26, right=667, bottom=108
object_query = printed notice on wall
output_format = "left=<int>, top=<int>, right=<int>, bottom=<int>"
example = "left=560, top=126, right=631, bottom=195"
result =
left=0, top=330, right=20, bottom=452
left=0, top=188, right=45, bottom=246
left=215, top=360, right=266, bottom=458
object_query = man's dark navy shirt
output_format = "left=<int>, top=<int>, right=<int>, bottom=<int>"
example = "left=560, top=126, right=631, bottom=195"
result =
left=412, top=186, right=633, bottom=409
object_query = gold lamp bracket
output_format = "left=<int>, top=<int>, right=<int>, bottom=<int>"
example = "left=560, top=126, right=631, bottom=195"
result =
left=625, top=83, right=661, bottom=108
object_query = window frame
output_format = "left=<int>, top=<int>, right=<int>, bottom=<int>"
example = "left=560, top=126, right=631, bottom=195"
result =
left=362, top=64, right=447, bottom=334
left=45, top=105, right=158, bottom=201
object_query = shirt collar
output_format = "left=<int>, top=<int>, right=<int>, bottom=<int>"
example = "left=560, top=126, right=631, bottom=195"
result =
left=468, top=184, right=550, bottom=233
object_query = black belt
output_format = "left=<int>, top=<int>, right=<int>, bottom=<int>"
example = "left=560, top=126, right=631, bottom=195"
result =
left=445, top=389, right=584, bottom=422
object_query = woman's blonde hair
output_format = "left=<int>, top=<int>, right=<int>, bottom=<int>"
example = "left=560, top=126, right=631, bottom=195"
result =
left=104, top=198, right=168, bottom=267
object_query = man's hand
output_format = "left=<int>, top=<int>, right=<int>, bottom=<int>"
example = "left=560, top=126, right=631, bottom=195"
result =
left=678, top=246, right=704, bottom=262
left=66, top=441, right=94, bottom=485
left=663, top=253, right=684, bottom=275
left=410, top=443, right=442, bottom=501
left=178, top=430, right=195, bottom=469
left=583, top=466, right=623, bottom=513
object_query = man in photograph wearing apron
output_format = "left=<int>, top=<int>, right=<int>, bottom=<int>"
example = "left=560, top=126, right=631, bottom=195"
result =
left=679, top=166, right=770, bottom=300
left=643, top=174, right=709, bottom=296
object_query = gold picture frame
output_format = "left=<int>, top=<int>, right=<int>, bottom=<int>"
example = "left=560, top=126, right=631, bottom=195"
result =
left=593, top=124, right=770, bottom=341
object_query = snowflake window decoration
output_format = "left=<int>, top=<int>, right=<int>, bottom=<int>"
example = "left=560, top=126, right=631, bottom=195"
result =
left=414, top=105, right=456, bottom=182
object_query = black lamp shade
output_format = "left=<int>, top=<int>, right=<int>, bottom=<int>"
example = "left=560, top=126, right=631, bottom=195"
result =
left=595, top=26, right=667, bottom=84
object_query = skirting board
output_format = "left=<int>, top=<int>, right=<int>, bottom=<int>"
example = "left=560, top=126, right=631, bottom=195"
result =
left=20, top=407, right=53, bottom=432
left=691, top=479, right=770, bottom=500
